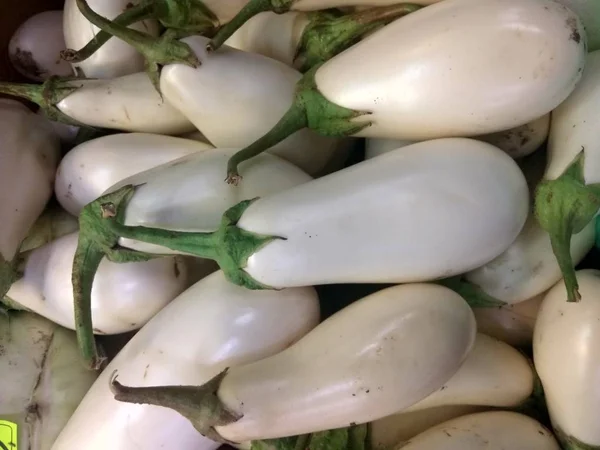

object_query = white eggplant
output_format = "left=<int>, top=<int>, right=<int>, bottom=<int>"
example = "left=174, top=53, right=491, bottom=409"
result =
left=106, top=148, right=313, bottom=254
left=465, top=213, right=595, bottom=304
left=473, top=293, right=544, bottom=347
left=0, top=100, right=60, bottom=297
left=534, top=269, right=600, bottom=448
left=365, top=115, right=549, bottom=160
left=370, top=405, right=489, bottom=450
left=8, top=11, right=73, bottom=81
left=0, top=311, right=98, bottom=450
left=396, top=411, right=559, bottom=450
left=63, top=0, right=159, bottom=78
left=534, top=50, right=600, bottom=302
left=109, top=283, right=476, bottom=442
left=55, top=133, right=214, bottom=215
left=397, top=333, right=534, bottom=413
left=6, top=232, right=190, bottom=335
left=51, top=271, right=319, bottom=450
left=100, top=138, right=528, bottom=289
left=160, top=35, right=340, bottom=176
left=0, top=72, right=196, bottom=133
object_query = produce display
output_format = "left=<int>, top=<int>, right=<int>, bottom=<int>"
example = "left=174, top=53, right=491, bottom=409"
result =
left=2, top=0, right=600, bottom=449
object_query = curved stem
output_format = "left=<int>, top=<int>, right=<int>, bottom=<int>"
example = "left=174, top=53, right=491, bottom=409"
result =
left=535, top=151, right=600, bottom=303
left=297, top=3, right=422, bottom=72
left=208, top=0, right=294, bottom=52
left=226, top=101, right=307, bottom=185
left=72, top=237, right=106, bottom=370
left=62, top=1, right=155, bottom=63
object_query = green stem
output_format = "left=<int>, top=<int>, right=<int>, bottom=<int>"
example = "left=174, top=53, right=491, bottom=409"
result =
left=71, top=237, right=106, bottom=370
left=62, top=1, right=155, bottom=63
left=226, top=101, right=307, bottom=185
left=226, top=65, right=371, bottom=184
left=110, top=368, right=241, bottom=443
left=208, top=0, right=295, bottom=51
left=553, top=427, right=600, bottom=450
left=534, top=151, right=600, bottom=303
left=295, top=434, right=311, bottom=450
left=436, top=277, right=506, bottom=308
left=297, top=3, right=422, bottom=72
left=74, top=0, right=200, bottom=91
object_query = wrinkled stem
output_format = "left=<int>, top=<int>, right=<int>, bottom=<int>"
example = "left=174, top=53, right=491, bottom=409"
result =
left=0, top=82, right=44, bottom=105
left=63, top=1, right=155, bottom=63
left=72, top=237, right=106, bottom=370
left=209, top=0, right=293, bottom=51
left=226, top=101, right=307, bottom=185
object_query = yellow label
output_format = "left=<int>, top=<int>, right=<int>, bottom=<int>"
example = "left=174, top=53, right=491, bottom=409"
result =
left=0, top=420, right=17, bottom=450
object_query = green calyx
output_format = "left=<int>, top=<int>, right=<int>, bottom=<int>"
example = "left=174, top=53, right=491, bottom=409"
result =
left=110, top=368, right=241, bottom=443
left=226, top=64, right=371, bottom=184
left=99, top=187, right=279, bottom=289
left=0, top=76, right=88, bottom=127
left=208, top=0, right=296, bottom=52
left=553, top=427, right=600, bottom=450
left=74, top=0, right=200, bottom=93
left=435, top=277, right=506, bottom=308
left=296, top=4, right=422, bottom=72
left=63, top=0, right=219, bottom=65
left=74, top=186, right=157, bottom=370
left=535, top=151, right=600, bottom=302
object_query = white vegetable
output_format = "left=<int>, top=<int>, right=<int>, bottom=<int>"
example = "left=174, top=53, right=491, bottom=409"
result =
left=370, top=405, right=489, bottom=450
left=110, top=283, right=476, bottom=442
left=160, top=35, right=340, bottom=176
left=400, top=333, right=534, bottom=413
left=237, top=138, right=528, bottom=288
left=0, top=100, right=60, bottom=295
left=8, top=11, right=73, bottom=81
left=534, top=269, right=600, bottom=448
left=314, top=0, right=584, bottom=140
left=396, top=411, right=559, bottom=450
left=365, top=115, right=550, bottom=160
left=63, top=0, right=159, bottom=78
left=51, top=271, right=320, bottom=450
left=465, top=213, right=594, bottom=304
left=107, top=148, right=313, bottom=254
left=54, top=73, right=196, bottom=133
left=55, top=133, right=214, bottom=216
left=0, top=311, right=98, bottom=450
left=6, top=232, right=190, bottom=334
left=473, top=293, right=544, bottom=347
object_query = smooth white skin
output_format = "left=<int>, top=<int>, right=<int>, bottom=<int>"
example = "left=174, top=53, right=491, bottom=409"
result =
left=401, top=333, right=533, bottom=413
left=6, top=232, right=190, bottom=334
left=225, top=12, right=310, bottom=68
left=107, top=148, right=313, bottom=254
left=473, top=293, right=544, bottom=347
left=0, top=100, right=60, bottom=262
left=214, top=283, right=476, bottom=441
left=161, top=36, right=339, bottom=176
left=534, top=269, right=600, bottom=445
left=365, top=115, right=550, bottom=160
left=396, top=411, right=559, bottom=450
left=239, top=138, right=529, bottom=288
left=0, top=312, right=98, bottom=450
left=55, top=73, right=195, bottom=134
left=63, top=0, right=159, bottom=78
left=8, top=11, right=73, bottom=81
left=370, top=405, right=489, bottom=450
left=52, top=271, right=320, bottom=450
left=546, top=50, right=600, bottom=182
left=315, top=0, right=586, bottom=140
left=465, top=213, right=595, bottom=304
left=55, top=133, right=213, bottom=216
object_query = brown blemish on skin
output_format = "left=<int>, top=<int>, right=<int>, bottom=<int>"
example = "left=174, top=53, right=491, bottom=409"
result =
left=566, top=17, right=581, bottom=44
left=173, top=260, right=181, bottom=278
left=10, top=48, right=45, bottom=79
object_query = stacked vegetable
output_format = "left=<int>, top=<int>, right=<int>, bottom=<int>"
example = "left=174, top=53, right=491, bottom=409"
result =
left=2, top=0, right=600, bottom=449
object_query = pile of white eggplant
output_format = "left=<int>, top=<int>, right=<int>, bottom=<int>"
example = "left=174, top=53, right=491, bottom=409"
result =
left=3, top=0, right=600, bottom=449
